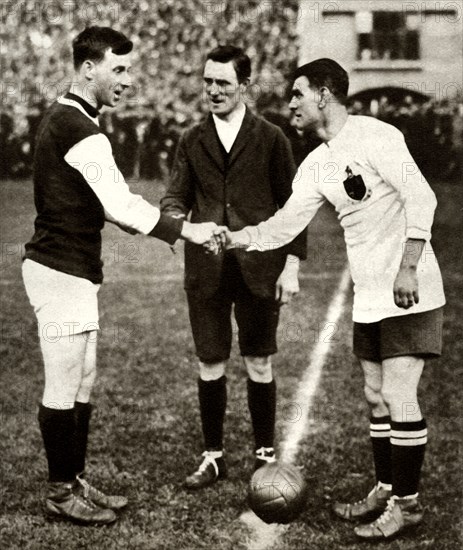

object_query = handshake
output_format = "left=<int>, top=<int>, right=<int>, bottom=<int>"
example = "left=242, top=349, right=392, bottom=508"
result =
left=180, top=221, right=248, bottom=254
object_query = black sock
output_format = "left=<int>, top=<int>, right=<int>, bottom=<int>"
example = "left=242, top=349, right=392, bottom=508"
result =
left=247, top=378, right=276, bottom=450
left=73, top=402, right=93, bottom=476
left=391, top=419, right=427, bottom=496
left=38, top=404, right=76, bottom=483
left=370, top=415, right=392, bottom=485
left=198, top=376, right=227, bottom=451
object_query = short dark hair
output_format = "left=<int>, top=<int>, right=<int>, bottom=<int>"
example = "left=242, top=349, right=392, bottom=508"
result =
left=206, top=45, right=251, bottom=84
left=293, top=58, right=349, bottom=103
left=72, top=26, right=133, bottom=69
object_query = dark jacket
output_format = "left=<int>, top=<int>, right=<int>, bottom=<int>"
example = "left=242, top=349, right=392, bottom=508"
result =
left=161, top=108, right=307, bottom=298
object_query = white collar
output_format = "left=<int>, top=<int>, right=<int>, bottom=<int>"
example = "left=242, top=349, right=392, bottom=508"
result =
left=212, top=103, right=246, bottom=128
left=326, top=115, right=352, bottom=151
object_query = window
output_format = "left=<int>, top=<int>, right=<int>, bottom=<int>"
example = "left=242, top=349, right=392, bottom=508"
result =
left=356, top=11, right=420, bottom=61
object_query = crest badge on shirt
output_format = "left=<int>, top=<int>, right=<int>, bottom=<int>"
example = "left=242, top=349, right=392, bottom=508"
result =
left=343, top=165, right=372, bottom=203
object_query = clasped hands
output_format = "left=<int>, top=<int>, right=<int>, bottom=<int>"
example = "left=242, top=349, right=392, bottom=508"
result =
left=180, top=221, right=241, bottom=254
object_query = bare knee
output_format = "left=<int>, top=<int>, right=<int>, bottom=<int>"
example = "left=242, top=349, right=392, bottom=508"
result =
left=382, top=356, right=423, bottom=421
left=199, top=361, right=226, bottom=381
left=75, top=332, right=97, bottom=403
left=381, top=383, right=421, bottom=422
left=244, top=356, right=272, bottom=383
left=41, top=332, right=91, bottom=407
left=364, top=381, right=388, bottom=417
left=43, top=361, right=82, bottom=407
left=382, top=378, right=417, bottom=410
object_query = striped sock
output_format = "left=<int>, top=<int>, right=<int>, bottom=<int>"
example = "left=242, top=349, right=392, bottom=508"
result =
left=370, top=416, right=392, bottom=485
left=391, top=419, right=427, bottom=497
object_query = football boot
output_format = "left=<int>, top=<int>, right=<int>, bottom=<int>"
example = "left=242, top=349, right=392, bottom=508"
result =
left=75, top=475, right=128, bottom=510
left=333, top=481, right=391, bottom=521
left=254, top=447, right=276, bottom=471
left=45, top=482, right=116, bottom=524
left=354, top=495, right=423, bottom=539
left=185, top=450, right=227, bottom=489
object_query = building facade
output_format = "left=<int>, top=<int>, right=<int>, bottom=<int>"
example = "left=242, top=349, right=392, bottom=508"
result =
left=297, top=0, right=463, bottom=100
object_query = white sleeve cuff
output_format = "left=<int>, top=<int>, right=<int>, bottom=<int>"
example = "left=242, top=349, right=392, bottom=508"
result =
left=405, top=227, right=432, bottom=241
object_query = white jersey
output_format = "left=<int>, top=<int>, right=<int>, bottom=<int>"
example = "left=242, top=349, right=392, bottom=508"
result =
left=240, top=115, right=445, bottom=322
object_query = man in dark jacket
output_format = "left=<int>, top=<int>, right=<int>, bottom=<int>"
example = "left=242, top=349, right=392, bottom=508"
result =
left=161, top=45, right=306, bottom=489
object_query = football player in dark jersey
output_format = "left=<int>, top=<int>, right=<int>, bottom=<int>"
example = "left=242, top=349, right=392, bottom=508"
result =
left=22, top=26, right=223, bottom=525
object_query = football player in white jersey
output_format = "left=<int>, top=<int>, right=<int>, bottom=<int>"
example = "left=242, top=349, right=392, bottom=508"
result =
left=219, top=58, right=445, bottom=540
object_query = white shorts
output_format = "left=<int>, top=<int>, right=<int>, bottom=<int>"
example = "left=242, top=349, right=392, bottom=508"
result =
left=22, top=259, right=100, bottom=339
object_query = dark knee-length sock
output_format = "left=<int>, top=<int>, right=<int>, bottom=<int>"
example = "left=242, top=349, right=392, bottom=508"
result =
left=38, top=404, right=76, bottom=483
left=198, top=376, right=227, bottom=451
left=370, top=415, right=392, bottom=485
left=391, top=419, right=427, bottom=496
left=247, top=378, right=276, bottom=449
left=73, top=402, right=93, bottom=476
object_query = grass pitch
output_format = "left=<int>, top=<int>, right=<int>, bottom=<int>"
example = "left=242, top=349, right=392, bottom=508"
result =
left=0, top=178, right=461, bottom=550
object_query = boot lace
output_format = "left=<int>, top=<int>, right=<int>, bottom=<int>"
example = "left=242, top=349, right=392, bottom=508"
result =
left=375, top=496, right=397, bottom=526
left=255, top=447, right=276, bottom=462
left=78, top=477, right=105, bottom=501
left=195, top=451, right=222, bottom=477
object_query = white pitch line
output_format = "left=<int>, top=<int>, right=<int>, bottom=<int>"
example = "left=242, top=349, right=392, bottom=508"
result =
left=241, top=266, right=351, bottom=550
left=281, top=266, right=351, bottom=463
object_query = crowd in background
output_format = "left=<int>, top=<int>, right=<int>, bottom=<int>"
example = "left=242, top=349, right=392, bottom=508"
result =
left=1, top=0, right=462, bottom=180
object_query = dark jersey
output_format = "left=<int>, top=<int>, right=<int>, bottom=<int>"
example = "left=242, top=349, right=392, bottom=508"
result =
left=24, top=102, right=106, bottom=283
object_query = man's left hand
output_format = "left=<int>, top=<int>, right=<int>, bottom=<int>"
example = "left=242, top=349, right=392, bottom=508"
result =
left=393, top=266, right=419, bottom=308
left=275, top=255, right=300, bottom=305
left=182, top=221, right=227, bottom=250
left=203, top=227, right=229, bottom=254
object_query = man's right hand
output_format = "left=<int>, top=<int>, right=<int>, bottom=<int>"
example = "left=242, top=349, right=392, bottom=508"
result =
left=213, top=227, right=250, bottom=250
left=181, top=221, right=227, bottom=249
